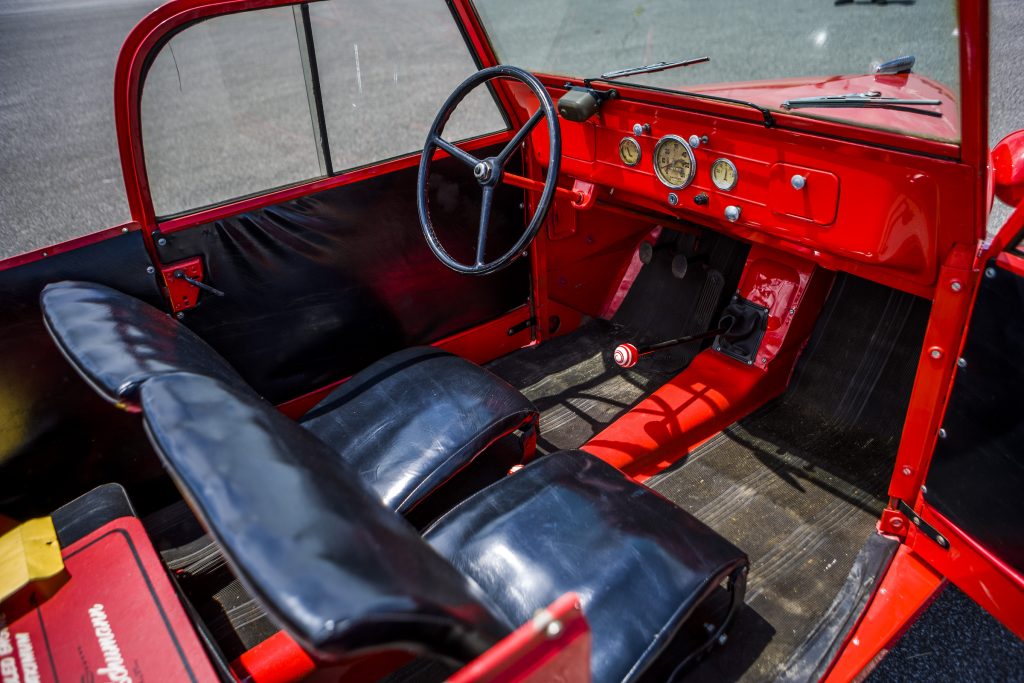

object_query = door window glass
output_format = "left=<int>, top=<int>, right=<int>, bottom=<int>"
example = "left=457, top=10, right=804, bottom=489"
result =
left=141, top=7, right=321, bottom=218
left=308, top=0, right=507, bottom=173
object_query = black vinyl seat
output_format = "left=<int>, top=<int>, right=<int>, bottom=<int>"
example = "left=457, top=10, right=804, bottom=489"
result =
left=40, top=280, right=537, bottom=516
left=140, top=372, right=748, bottom=681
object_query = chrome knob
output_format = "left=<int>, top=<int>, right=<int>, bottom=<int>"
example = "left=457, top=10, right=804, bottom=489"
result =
left=791, top=174, right=807, bottom=190
left=724, top=205, right=741, bottom=222
left=668, top=193, right=679, bottom=206
left=688, top=134, right=701, bottom=149
left=632, top=123, right=651, bottom=136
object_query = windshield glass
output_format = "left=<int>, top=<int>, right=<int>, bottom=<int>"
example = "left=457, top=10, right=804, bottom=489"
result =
left=471, top=0, right=960, bottom=144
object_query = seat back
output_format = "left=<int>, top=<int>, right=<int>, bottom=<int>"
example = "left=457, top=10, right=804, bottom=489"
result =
left=139, top=372, right=509, bottom=662
left=40, top=281, right=251, bottom=410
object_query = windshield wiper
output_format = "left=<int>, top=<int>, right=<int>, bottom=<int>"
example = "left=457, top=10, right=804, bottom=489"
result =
left=600, top=56, right=710, bottom=81
left=781, top=90, right=941, bottom=112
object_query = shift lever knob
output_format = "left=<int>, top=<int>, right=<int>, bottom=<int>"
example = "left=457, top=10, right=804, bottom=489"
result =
left=613, top=343, right=639, bottom=368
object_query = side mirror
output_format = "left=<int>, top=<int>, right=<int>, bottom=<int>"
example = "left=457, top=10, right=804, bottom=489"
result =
left=991, top=130, right=1024, bottom=206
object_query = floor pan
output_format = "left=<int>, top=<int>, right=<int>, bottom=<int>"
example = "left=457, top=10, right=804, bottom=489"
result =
left=648, top=274, right=930, bottom=681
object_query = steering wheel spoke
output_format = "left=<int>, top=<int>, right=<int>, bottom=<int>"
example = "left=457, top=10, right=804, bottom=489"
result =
left=433, top=135, right=480, bottom=169
left=475, top=186, right=495, bottom=266
left=496, top=108, right=545, bottom=165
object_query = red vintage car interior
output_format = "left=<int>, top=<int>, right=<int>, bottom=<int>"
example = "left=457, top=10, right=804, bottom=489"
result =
left=1, top=1, right=1022, bottom=682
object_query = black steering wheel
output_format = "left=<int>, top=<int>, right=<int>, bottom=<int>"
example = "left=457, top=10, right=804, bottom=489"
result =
left=417, top=65, right=561, bottom=275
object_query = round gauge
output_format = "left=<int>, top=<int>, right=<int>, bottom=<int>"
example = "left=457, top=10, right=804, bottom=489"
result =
left=618, top=136, right=642, bottom=166
left=653, top=135, right=696, bottom=189
left=711, top=158, right=738, bottom=191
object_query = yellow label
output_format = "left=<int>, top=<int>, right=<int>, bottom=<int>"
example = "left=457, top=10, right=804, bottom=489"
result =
left=0, top=517, right=64, bottom=604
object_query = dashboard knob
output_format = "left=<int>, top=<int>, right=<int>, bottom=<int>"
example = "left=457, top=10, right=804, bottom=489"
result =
left=724, top=205, right=741, bottom=222
left=791, top=174, right=807, bottom=190
left=688, top=134, right=701, bottom=148
left=632, top=123, right=651, bottom=136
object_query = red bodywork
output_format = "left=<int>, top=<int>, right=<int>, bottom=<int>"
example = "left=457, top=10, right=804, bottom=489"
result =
left=0, top=0, right=1018, bottom=681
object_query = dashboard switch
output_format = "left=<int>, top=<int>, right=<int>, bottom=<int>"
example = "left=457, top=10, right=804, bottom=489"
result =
left=791, top=174, right=807, bottom=190
left=693, top=193, right=709, bottom=206
left=724, top=205, right=741, bottom=222
left=668, top=193, right=680, bottom=206
left=632, top=122, right=651, bottom=136
left=688, top=134, right=701, bottom=148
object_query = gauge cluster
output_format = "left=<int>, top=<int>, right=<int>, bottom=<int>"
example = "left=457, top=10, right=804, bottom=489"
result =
left=616, top=132, right=741, bottom=197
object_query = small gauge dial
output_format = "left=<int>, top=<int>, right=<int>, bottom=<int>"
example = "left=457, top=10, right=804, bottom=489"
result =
left=711, top=158, right=738, bottom=191
left=653, top=135, right=696, bottom=189
left=618, top=137, right=642, bottom=166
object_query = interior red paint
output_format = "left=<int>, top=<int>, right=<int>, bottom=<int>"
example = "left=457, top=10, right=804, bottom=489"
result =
left=887, top=244, right=977, bottom=503
left=449, top=593, right=590, bottom=683
left=910, top=502, right=1024, bottom=639
left=584, top=245, right=834, bottom=480
left=502, top=81, right=976, bottom=298
left=232, top=631, right=316, bottom=683
left=95, top=0, right=1017, bottom=678
left=822, top=543, right=945, bottom=683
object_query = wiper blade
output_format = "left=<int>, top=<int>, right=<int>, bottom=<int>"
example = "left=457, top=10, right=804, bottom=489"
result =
left=600, top=56, right=710, bottom=81
left=781, top=90, right=940, bottom=110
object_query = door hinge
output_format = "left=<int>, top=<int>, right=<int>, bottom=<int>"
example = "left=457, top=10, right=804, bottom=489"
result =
left=896, top=499, right=950, bottom=550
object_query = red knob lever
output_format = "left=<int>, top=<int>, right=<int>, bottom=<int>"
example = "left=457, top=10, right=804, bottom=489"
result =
left=613, top=327, right=726, bottom=369
left=613, top=343, right=640, bottom=368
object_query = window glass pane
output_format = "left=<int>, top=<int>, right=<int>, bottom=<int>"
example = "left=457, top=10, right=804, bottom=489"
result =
left=472, top=0, right=961, bottom=144
left=141, top=7, right=321, bottom=217
left=309, top=0, right=507, bottom=173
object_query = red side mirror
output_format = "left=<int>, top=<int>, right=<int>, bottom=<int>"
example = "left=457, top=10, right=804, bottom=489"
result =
left=991, top=130, right=1024, bottom=206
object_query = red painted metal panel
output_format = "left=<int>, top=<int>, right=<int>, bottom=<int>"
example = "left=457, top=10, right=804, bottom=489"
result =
left=449, top=593, right=590, bottom=683
left=822, top=544, right=945, bottom=683
left=504, top=80, right=975, bottom=298
left=910, top=503, right=1024, bottom=639
left=767, top=163, right=839, bottom=226
left=584, top=245, right=833, bottom=480
left=888, top=244, right=977, bottom=503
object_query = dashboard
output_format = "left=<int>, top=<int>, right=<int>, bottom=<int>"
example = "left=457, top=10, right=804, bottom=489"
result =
left=507, top=83, right=976, bottom=296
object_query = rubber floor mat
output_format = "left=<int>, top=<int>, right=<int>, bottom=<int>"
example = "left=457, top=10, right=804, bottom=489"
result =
left=487, top=319, right=675, bottom=454
left=646, top=274, right=930, bottom=682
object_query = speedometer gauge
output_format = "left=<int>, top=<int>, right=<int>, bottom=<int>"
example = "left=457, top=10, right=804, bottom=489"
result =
left=653, top=135, right=696, bottom=189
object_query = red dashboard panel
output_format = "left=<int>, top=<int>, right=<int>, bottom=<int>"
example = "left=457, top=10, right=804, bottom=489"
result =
left=507, top=83, right=977, bottom=297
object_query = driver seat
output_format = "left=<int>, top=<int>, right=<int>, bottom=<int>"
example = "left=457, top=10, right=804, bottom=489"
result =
left=39, top=280, right=538, bottom=517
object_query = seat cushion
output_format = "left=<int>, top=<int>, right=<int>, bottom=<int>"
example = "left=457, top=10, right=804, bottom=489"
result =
left=299, top=346, right=537, bottom=514
left=140, top=372, right=510, bottom=662
left=40, top=281, right=251, bottom=409
left=424, top=451, right=748, bottom=683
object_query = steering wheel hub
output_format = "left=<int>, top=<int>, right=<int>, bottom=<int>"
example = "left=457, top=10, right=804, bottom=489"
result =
left=473, top=161, right=492, bottom=183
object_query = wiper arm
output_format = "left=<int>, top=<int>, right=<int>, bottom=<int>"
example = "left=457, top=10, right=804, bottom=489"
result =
left=600, top=56, right=710, bottom=81
left=782, top=90, right=940, bottom=110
